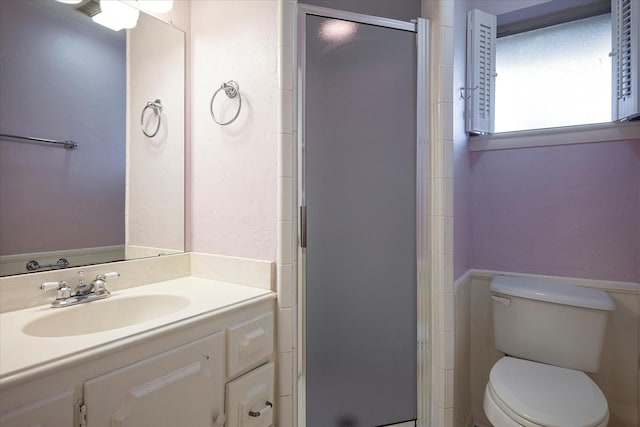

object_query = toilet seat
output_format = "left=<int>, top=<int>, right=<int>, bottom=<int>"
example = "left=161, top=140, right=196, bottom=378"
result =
left=485, top=357, right=608, bottom=427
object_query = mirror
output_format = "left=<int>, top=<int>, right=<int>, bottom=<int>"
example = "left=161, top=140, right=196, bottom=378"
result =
left=0, top=0, right=185, bottom=276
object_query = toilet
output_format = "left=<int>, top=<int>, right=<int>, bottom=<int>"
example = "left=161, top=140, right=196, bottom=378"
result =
left=484, top=275, right=615, bottom=427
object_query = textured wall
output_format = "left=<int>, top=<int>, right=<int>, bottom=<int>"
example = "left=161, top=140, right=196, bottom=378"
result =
left=189, top=0, right=422, bottom=262
left=190, top=0, right=278, bottom=261
left=470, top=140, right=640, bottom=283
left=127, top=12, right=185, bottom=253
left=0, top=0, right=125, bottom=255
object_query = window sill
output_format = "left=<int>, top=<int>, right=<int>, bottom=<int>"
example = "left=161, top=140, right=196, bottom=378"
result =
left=468, top=121, right=640, bottom=151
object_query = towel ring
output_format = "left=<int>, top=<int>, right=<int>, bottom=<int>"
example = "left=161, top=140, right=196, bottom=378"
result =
left=141, top=99, right=163, bottom=137
left=210, top=81, right=242, bottom=125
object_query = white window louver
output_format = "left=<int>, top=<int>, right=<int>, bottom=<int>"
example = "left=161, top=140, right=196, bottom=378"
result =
left=612, top=0, right=639, bottom=121
left=466, top=9, right=497, bottom=134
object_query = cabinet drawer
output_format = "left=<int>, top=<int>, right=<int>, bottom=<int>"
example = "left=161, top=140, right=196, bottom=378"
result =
left=227, top=312, right=274, bottom=377
left=226, top=362, right=275, bottom=427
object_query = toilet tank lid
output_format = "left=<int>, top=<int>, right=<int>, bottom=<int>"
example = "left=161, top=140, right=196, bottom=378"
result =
left=490, top=275, right=615, bottom=311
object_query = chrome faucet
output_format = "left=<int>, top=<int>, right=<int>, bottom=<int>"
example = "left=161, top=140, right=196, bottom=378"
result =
left=40, top=271, right=119, bottom=308
left=73, top=271, right=92, bottom=296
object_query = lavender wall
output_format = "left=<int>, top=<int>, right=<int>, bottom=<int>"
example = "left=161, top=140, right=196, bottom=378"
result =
left=470, top=140, right=640, bottom=283
left=0, top=1, right=125, bottom=255
left=455, top=0, right=640, bottom=283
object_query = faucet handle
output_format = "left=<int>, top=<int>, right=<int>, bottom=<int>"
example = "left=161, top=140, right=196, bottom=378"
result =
left=94, top=272, right=119, bottom=282
left=92, top=272, right=118, bottom=296
left=39, top=280, right=72, bottom=300
left=40, top=280, right=68, bottom=291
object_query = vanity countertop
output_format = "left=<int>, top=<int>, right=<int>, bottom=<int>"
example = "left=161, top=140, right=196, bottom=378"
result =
left=0, top=277, right=274, bottom=387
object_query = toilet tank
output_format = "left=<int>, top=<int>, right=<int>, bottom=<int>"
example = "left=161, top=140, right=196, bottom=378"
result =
left=490, top=275, right=615, bottom=373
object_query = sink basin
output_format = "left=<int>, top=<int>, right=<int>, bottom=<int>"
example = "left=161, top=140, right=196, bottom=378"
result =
left=23, top=294, right=190, bottom=337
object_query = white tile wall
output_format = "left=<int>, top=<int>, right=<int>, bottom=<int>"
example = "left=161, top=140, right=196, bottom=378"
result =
left=422, top=0, right=456, bottom=425
left=277, top=350, right=294, bottom=396
left=277, top=221, right=294, bottom=266
left=276, top=263, right=294, bottom=309
left=276, top=1, right=297, bottom=425
left=278, top=133, right=294, bottom=177
left=278, top=177, right=294, bottom=222
left=277, top=394, right=294, bottom=427
left=454, top=271, right=472, bottom=427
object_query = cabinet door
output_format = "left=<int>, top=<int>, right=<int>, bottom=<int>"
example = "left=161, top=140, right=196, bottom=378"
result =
left=226, top=362, right=274, bottom=427
left=0, top=388, right=74, bottom=427
left=84, top=333, right=224, bottom=427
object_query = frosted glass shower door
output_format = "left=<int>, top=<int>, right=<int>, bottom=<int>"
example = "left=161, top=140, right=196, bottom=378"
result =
left=304, top=13, right=417, bottom=427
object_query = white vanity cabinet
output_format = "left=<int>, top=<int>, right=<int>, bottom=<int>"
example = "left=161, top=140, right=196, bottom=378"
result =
left=0, top=286, right=275, bottom=427
left=226, top=362, right=275, bottom=427
left=83, top=333, right=225, bottom=427
left=225, top=312, right=276, bottom=427
left=0, top=388, right=75, bottom=427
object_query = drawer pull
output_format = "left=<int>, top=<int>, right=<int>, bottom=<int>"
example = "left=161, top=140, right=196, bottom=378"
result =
left=248, top=401, right=273, bottom=417
left=491, top=295, right=511, bottom=306
left=240, top=328, right=266, bottom=355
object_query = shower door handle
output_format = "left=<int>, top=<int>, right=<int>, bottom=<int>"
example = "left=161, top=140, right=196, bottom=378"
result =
left=300, top=206, right=307, bottom=248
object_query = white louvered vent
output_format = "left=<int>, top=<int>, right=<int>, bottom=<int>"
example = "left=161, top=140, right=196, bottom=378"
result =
left=466, top=9, right=497, bottom=134
left=618, top=0, right=632, bottom=99
left=613, top=0, right=639, bottom=120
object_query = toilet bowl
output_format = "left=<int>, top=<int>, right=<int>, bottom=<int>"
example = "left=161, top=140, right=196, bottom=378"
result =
left=484, top=357, right=609, bottom=427
left=484, top=275, right=615, bottom=427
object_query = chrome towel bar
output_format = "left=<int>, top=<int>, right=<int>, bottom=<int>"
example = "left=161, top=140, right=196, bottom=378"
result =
left=0, top=132, right=78, bottom=149
left=26, top=258, right=70, bottom=272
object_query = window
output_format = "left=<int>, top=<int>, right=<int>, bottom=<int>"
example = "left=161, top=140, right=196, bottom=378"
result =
left=466, top=0, right=639, bottom=136
left=495, top=14, right=611, bottom=133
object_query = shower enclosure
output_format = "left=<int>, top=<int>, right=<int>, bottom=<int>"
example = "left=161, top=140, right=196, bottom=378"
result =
left=298, top=6, right=429, bottom=427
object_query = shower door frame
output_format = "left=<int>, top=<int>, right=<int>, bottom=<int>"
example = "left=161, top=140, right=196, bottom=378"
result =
left=295, top=5, right=431, bottom=426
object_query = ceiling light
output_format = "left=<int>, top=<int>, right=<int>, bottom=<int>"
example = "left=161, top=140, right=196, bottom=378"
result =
left=55, top=0, right=83, bottom=4
left=92, top=0, right=139, bottom=31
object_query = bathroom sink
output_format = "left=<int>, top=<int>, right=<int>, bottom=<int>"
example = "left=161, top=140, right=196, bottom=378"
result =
left=23, top=294, right=190, bottom=337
